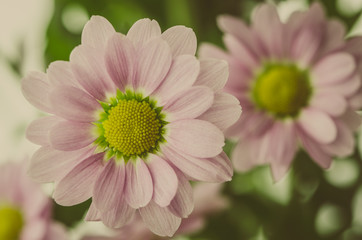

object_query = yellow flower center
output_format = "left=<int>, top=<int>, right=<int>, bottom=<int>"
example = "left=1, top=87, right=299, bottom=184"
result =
left=252, top=64, right=312, bottom=118
left=102, top=99, right=162, bottom=157
left=0, top=205, right=24, bottom=240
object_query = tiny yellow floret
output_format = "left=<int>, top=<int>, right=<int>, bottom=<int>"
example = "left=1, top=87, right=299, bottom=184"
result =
left=102, top=99, right=162, bottom=156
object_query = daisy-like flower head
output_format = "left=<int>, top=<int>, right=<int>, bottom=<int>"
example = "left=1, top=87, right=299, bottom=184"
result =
left=22, top=17, right=241, bottom=237
left=200, top=3, right=362, bottom=181
left=0, top=161, right=67, bottom=240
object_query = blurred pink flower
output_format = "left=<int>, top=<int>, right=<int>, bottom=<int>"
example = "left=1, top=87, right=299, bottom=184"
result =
left=0, top=161, right=67, bottom=240
left=200, top=3, right=362, bottom=181
left=82, top=183, right=228, bottom=240
left=22, top=16, right=240, bottom=236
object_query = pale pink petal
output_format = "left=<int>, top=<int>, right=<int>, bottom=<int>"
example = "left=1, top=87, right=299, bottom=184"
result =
left=105, top=34, right=136, bottom=90
left=313, top=53, right=356, bottom=86
left=81, top=16, right=116, bottom=48
left=70, top=45, right=114, bottom=100
left=223, top=34, right=258, bottom=68
left=231, top=110, right=273, bottom=139
left=45, top=223, right=68, bottom=240
left=49, top=86, right=99, bottom=122
left=194, top=58, right=228, bottom=91
left=167, top=119, right=224, bottom=158
left=298, top=129, right=332, bottom=168
left=252, top=4, right=283, bottom=57
left=26, top=116, right=59, bottom=145
left=298, top=108, right=337, bottom=144
left=47, top=60, right=80, bottom=87
left=53, top=153, right=104, bottom=205
left=320, top=19, right=346, bottom=55
left=164, top=86, right=214, bottom=121
left=199, top=92, right=241, bottom=131
left=21, top=220, right=46, bottom=240
left=167, top=171, right=193, bottom=218
left=28, top=146, right=92, bottom=183
left=317, top=74, right=361, bottom=97
left=127, top=18, right=161, bottom=44
left=93, top=160, right=126, bottom=211
left=163, top=146, right=232, bottom=182
left=322, top=121, right=354, bottom=157
left=310, top=93, right=347, bottom=117
left=198, top=43, right=233, bottom=62
left=21, top=71, right=52, bottom=113
left=341, top=109, right=362, bottom=131
left=291, top=28, right=321, bottom=66
left=101, top=197, right=135, bottom=228
left=139, top=201, right=181, bottom=237
left=161, top=25, right=197, bottom=56
left=137, top=38, right=172, bottom=96
left=147, top=155, right=178, bottom=207
left=217, top=15, right=261, bottom=57
left=49, top=121, right=95, bottom=151
left=349, top=87, right=362, bottom=110
left=232, top=139, right=266, bottom=172
left=267, top=122, right=297, bottom=181
left=124, top=159, right=153, bottom=208
left=85, top=202, right=101, bottom=221
left=154, top=55, right=199, bottom=103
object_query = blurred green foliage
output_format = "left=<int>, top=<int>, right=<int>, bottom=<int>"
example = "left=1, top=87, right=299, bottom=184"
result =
left=45, top=0, right=362, bottom=239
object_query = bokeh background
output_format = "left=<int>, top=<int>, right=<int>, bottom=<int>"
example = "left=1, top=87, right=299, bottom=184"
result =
left=1, top=0, right=362, bottom=239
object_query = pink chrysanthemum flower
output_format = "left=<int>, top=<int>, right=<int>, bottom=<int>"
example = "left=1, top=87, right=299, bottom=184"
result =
left=81, top=183, right=228, bottom=240
left=0, top=161, right=67, bottom=240
left=200, top=3, right=362, bottom=181
left=22, top=16, right=240, bottom=236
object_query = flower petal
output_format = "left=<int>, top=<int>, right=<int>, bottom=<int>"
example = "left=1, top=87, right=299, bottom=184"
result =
left=223, top=34, right=258, bottom=68
left=49, top=121, right=95, bottom=151
left=167, top=119, right=224, bottom=158
left=298, top=129, right=332, bottom=168
left=26, top=116, right=59, bottom=146
left=137, top=38, right=172, bottom=96
left=105, top=34, right=136, bottom=90
left=311, top=93, right=347, bottom=117
left=252, top=4, right=283, bottom=57
left=164, top=86, right=214, bottom=121
left=124, top=159, right=153, bottom=208
left=322, top=121, right=354, bottom=157
left=127, top=19, right=161, bottom=44
left=291, top=28, right=321, bottom=66
left=163, top=146, right=232, bottom=182
left=101, top=197, right=135, bottom=228
left=28, top=146, right=92, bottom=183
left=47, top=61, right=80, bottom=88
left=313, top=53, right=356, bottom=86
left=154, top=55, right=199, bottom=103
left=53, top=153, right=104, bottom=205
left=167, top=171, right=194, bottom=218
left=161, top=26, right=197, bottom=56
left=147, top=155, right=178, bottom=207
left=139, top=201, right=181, bottom=237
left=199, top=92, right=242, bottom=131
left=21, top=71, right=52, bottom=113
left=49, top=85, right=99, bottom=122
left=298, top=108, right=337, bottom=144
left=70, top=45, right=114, bottom=100
left=81, top=16, right=116, bottom=48
left=93, top=160, right=126, bottom=211
left=217, top=15, right=261, bottom=57
left=195, top=58, right=228, bottom=91
left=84, top=202, right=101, bottom=221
